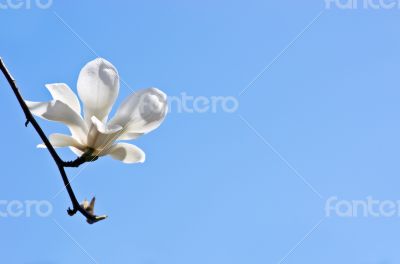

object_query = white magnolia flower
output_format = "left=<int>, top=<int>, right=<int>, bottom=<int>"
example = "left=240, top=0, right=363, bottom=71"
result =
left=26, top=58, right=168, bottom=164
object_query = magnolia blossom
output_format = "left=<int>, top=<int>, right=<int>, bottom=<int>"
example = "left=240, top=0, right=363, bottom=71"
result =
left=26, top=58, right=167, bottom=164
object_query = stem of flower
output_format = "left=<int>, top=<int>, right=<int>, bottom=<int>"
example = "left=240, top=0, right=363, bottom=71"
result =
left=0, top=58, right=105, bottom=224
left=63, top=148, right=98, bottom=167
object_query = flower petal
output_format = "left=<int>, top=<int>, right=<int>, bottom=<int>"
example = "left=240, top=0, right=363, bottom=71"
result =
left=87, top=116, right=123, bottom=154
left=26, top=100, right=88, bottom=143
left=70, top=147, right=84, bottom=157
left=108, top=88, right=167, bottom=138
left=103, top=143, right=145, bottom=163
left=77, top=58, right=120, bottom=124
left=117, top=132, right=144, bottom=141
left=45, top=83, right=81, bottom=115
left=37, top=133, right=85, bottom=150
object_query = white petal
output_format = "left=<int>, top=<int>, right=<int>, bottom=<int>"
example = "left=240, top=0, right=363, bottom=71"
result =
left=117, top=132, right=144, bottom=141
left=77, top=58, right=120, bottom=124
left=26, top=100, right=88, bottom=144
left=45, top=83, right=81, bottom=115
left=109, top=88, right=167, bottom=138
left=87, top=116, right=123, bottom=154
left=103, top=143, right=145, bottom=163
left=91, top=116, right=122, bottom=135
left=38, top=142, right=84, bottom=156
left=38, top=133, right=85, bottom=150
left=37, top=134, right=86, bottom=157
left=69, top=147, right=84, bottom=157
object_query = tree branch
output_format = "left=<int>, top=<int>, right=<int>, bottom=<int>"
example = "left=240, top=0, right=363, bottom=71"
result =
left=0, top=58, right=106, bottom=224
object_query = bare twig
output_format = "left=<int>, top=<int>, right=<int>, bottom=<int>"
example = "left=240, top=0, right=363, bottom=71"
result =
left=0, top=58, right=106, bottom=224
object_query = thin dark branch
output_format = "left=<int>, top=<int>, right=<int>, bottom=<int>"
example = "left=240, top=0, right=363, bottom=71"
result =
left=63, top=149, right=98, bottom=168
left=0, top=58, right=105, bottom=224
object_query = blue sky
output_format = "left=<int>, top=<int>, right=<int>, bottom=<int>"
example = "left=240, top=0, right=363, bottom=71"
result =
left=1, top=0, right=400, bottom=263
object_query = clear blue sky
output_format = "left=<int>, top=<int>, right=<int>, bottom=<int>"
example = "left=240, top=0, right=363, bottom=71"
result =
left=1, top=0, right=400, bottom=263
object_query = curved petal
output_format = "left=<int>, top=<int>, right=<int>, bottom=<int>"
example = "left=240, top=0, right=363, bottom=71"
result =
left=45, top=83, right=81, bottom=115
left=103, top=143, right=145, bottom=163
left=26, top=100, right=88, bottom=144
left=108, top=88, right=167, bottom=139
left=117, top=132, right=144, bottom=141
left=70, top=147, right=85, bottom=157
left=37, top=133, right=85, bottom=150
left=37, top=134, right=86, bottom=157
left=87, top=116, right=123, bottom=154
left=37, top=135, right=85, bottom=157
left=77, top=58, right=120, bottom=124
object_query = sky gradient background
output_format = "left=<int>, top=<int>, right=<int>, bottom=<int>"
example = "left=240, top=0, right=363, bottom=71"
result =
left=1, top=0, right=400, bottom=263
